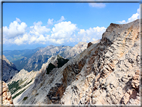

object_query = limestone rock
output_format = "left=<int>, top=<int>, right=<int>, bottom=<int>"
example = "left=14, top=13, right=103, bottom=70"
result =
left=61, top=19, right=140, bottom=106
left=87, top=42, right=93, bottom=48
left=0, top=81, right=14, bottom=106
left=12, top=19, right=140, bottom=106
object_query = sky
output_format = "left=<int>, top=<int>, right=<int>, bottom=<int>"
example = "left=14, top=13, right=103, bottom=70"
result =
left=2, top=1, right=140, bottom=50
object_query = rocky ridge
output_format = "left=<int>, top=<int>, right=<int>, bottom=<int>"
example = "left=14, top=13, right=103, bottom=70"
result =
left=23, top=42, right=89, bottom=72
left=13, top=40, right=100, bottom=105
left=9, top=19, right=141, bottom=106
left=60, top=42, right=88, bottom=59
left=61, top=19, right=141, bottom=105
left=23, top=45, right=71, bottom=72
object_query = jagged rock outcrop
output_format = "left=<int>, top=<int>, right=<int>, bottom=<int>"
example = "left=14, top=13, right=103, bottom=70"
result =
left=22, top=42, right=90, bottom=72
left=12, top=19, right=140, bottom=106
left=0, top=81, right=13, bottom=106
left=87, top=42, right=93, bottom=48
left=13, top=41, right=100, bottom=105
left=0, top=55, right=19, bottom=82
left=61, top=19, right=141, bottom=105
left=60, top=42, right=88, bottom=59
left=23, top=45, right=72, bottom=72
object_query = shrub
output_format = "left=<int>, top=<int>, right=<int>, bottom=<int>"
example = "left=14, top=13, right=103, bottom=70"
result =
left=23, top=96, right=28, bottom=101
left=46, top=63, right=56, bottom=74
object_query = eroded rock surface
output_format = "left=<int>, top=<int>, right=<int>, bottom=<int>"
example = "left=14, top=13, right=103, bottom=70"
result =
left=13, top=19, right=140, bottom=106
left=61, top=19, right=141, bottom=106
left=0, top=81, right=13, bottom=106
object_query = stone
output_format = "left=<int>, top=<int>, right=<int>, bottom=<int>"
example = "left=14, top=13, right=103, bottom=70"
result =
left=0, top=81, right=14, bottom=106
left=11, top=19, right=140, bottom=106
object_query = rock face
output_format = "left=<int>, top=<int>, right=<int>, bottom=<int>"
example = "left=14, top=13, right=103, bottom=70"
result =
left=61, top=19, right=141, bottom=105
left=23, top=42, right=89, bottom=72
left=23, top=45, right=72, bottom=72
left=7, top=69, right=38, bottom=103
left=13, top=41, right=100, bottom=105
left=12, top=19, right=140, bottom=106
left=60, top=42, right=88, bottom=59
left=0, top=81, right=13, bottom=106
left=0, top=55, right=19, bottom=82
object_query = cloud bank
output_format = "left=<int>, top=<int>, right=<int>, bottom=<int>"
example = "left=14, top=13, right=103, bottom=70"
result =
left=118, top=8, right=140, bottom=24
left=3, top=16, right=106, bottom=45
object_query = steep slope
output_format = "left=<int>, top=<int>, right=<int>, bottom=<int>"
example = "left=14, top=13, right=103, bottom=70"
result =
left=23, top=45, right=72, bottom=72
left=0, top=55, right=19, bottom=82
left=61, top=19, right=141, bottom=105
left=13, top=40, right=100, bottom=105
left=12, top=19, right=140, bottom=105
left=4, top=47, right=43, bottom=70
left=60, top=42, right=88, bottom=59
left=23, top=42, right=90, bottom=72
left=7, top=69, right=38, bottom=101
left=12, top=55, right=69, bottom=104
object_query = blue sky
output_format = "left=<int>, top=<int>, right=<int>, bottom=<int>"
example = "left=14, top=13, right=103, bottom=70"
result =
left=2, top=2, right=140, bottom=50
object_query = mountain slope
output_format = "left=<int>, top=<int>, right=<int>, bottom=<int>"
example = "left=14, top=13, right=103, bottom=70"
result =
left=13, top=40, right=100, bottom=104
left=12, top=55, right=69, bottom=104
left=7, top=69, right=38, bottom=100
left=59, top=42, right=88, bottom=59
left=23, top=42, right=90, bottom=72
left=10, top=19, right=140, bottom=105
left=61, top=19, right=140, bottom=105
left=0, top=55, right=19, bottom=82
left=23, top=45, right=72, bottom=72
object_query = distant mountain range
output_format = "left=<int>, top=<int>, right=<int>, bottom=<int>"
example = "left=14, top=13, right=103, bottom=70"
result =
left=4, top=42, right=89, bottom=72
left=3, top=47, right=43, bottom=70
left=23, top=45, right=72, bottom=72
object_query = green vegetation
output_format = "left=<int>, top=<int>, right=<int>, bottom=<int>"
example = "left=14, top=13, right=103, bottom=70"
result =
left=8, top=80, right=23, bottom=94
left=57, top=55, right=69, bottom=68
left=46, top=55, right=69, bottom=74
left=46, top=63, right=56, bottom=74
left=12, top=88, right=27, bottom=99
left=23, top=96, right=28, bottom=101
left=8, top=79, right=33, bottom=95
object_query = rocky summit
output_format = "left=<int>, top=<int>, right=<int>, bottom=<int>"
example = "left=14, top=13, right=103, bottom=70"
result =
left=7, top=19, right=141, bottom=106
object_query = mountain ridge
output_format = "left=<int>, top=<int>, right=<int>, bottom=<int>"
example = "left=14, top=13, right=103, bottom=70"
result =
left=4, top=19, right=140, bottom=106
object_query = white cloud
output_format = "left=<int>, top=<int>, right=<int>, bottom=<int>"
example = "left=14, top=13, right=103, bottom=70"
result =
left=14, top=33, right=29, bottom=45
left=118, top=20, right=126, bottom=24
left=51, top=21, right=77, bottom=40
left=118, top=8, right=140, bottom=24
left=16, top=18, right=21, bottom=23
left=30, top=21, right=50, bottom=35
left=57, top=16, right=65, bottom=22
left=47, top=18, right=54, bottom=26
left=89, top=3, right=106, bottom=8
left=3, top=16, right=106, bottom=45
left=77, top=26, right=106, bottom=42
left=3, top=18, right=27, bottom=39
